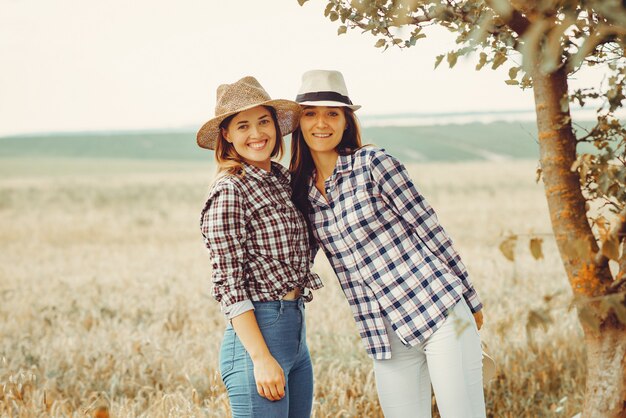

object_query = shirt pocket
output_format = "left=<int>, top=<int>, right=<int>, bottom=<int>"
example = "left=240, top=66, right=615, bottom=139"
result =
left=338, top=186, right=382, bottom=245
left=253, top=306, right=282, bottom=328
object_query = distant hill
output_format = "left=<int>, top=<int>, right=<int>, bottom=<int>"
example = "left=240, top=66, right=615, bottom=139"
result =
left=0, top=121, right=598, bottom=163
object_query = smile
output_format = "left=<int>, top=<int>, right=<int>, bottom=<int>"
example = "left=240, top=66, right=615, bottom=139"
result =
left=247, top=140, right=268, bottom=150
left=312, top=133, right=332, bottom=138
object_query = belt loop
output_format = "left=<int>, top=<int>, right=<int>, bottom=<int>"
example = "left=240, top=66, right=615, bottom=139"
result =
left=279, top=300, right=284, bottom=314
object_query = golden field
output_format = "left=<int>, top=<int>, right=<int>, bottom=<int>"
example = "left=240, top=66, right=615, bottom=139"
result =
left=0, top=158, right=585, bottom=417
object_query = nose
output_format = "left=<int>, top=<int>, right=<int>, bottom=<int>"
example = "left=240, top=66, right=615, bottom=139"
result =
left=249, top=125, right=261, bottom=138
left=315, top=115, right=328, bottom=128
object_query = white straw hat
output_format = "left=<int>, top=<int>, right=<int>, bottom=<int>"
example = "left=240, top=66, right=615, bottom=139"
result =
left=295, top=69, right=361, bottom=110
left=197, top=76, right=301, bottom=150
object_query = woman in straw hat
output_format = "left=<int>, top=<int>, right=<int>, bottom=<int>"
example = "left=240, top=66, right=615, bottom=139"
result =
left=289, top=70, right=492, bottom=418
left=198, top=76, right=323, bottom=417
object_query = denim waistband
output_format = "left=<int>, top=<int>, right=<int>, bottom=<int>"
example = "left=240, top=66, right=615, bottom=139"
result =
left=252, top=298, right=304, bottom=311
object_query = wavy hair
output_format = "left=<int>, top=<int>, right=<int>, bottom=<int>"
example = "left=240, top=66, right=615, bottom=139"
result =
left=289, top=107, right=363, bottom=240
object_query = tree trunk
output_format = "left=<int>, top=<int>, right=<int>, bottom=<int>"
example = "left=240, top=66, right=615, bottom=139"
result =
left=583, top=319, right=626, bottom=417
left=532, top=66, right=626, bottom=417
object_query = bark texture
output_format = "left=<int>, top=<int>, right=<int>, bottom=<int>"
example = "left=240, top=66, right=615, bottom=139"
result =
left=532, top=66, right=626, bottom=417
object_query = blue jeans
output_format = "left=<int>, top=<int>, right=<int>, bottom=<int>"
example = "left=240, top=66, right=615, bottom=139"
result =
left=219, top=299, right=313, bottom=418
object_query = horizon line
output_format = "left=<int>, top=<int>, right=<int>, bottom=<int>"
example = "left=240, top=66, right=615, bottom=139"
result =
left=0, top=107, right=611, bottom=139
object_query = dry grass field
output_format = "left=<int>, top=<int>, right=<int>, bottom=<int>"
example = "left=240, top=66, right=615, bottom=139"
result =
left=0, top=158, right=585, bottom=417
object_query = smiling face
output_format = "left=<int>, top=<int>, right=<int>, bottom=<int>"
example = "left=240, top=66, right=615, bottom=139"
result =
left=299, top=106, right=347, bottom=155
left=222, top=106, right=277, bottom=171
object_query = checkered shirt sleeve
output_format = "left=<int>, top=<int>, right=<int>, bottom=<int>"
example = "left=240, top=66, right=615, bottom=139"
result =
left=202, top=181, right=250, bottom=313
left=369, top=150, right=483, bottom=312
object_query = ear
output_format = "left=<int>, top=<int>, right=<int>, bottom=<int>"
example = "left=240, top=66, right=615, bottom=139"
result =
left=222, top=127, right=233, bottom=144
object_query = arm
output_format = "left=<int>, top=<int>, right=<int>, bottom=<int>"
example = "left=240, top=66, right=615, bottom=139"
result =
left=231, top=312, right=286, bottom=401
left=369, top=149, right=483, bottom=313
left=201, top=182, right=285, bottom=400
left=202, top=182, right=251, bottom=314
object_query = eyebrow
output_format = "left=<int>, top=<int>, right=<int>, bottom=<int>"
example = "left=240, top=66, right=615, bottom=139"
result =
left=235, top=114, right=270, bottom=125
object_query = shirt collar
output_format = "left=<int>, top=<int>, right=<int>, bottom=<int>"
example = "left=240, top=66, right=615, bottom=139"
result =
left=242, top=161, right=290, bottom=185
left=307, top=152, right=354, bottom=202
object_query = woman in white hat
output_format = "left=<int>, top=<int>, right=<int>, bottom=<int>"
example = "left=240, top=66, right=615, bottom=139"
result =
left=290, top=70, right=491, bottom=418
left=198, top=76, right=323, bottom=417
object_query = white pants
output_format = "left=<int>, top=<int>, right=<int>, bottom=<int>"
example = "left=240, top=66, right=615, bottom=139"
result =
left=373, top=299, right=486, bottom=418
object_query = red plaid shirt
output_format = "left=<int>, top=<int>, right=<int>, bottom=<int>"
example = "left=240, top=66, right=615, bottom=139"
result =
left=201, top=162, right=323, bottom=316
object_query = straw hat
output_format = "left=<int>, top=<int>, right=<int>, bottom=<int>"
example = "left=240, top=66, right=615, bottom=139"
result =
left=197, top=76, right=302, bottom=150
left=295, top=69, right=361, bottom=110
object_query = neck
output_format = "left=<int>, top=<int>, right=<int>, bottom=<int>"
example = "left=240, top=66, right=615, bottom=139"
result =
left=245, top=158, right=272, bottom=172
left=310, top=149, right=339, bottom=182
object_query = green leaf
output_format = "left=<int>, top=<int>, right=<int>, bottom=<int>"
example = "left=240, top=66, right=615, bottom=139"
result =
left=323, top=2, right=333, bottom=17
left=520, top=73, right=533, bottom=89
left=601, top=236, right=620, bottom=261
left=499, top=235, right=517, bottom=262
left=530, top=238, right=544, bottom=260
left=329, top=11, right=339, bottom=22
left=434, top=54, right=445, bottom=69
left=505, top=79, right=519, bottom=85
left=447, top=52, right=458, bottom=68
left=508, top=66, right=520, bottom=80
left=476, top=52, right=487, bottom=71
left=409, top=33, right=426, bottom=46
left=491, top=52, right=507, bottom=70
left=338, top=25, right=347, bottom=35
left=375, top=38, right=386, bottom=48
left=297, top=0, right=309, bottom=5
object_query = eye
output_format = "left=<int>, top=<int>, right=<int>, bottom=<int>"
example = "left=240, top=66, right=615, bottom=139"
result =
left=302, top=110, right=316, bottom=117
left=237, top=124, right=248, bottom=130
left=259, top=119, right=270, bottom=125
left=328, top=111, right=339, bottom=117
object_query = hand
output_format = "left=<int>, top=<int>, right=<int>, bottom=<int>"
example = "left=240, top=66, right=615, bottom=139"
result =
left=252, top=354, right=286, bottom=401
left=473, top=310, right=484, bottom=330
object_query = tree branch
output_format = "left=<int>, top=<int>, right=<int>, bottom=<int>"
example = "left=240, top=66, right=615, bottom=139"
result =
left=485, top=0, right=531, bottom=37
left=508, top=9, right=532, bottom=36
left=411, top=14, right=433, bottom=25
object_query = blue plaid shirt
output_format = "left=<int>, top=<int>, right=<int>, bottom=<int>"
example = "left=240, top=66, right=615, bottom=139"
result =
left=307, top=147, right=482, bottom=360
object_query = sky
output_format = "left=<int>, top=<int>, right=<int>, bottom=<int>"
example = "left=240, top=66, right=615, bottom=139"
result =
left=0, top=0, right=608, bottom=137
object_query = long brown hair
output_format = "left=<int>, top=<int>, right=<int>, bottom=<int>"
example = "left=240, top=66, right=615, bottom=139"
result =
left=214, top=105, right=284, bottom=177
left=289, top=107, right=363, bottom=236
